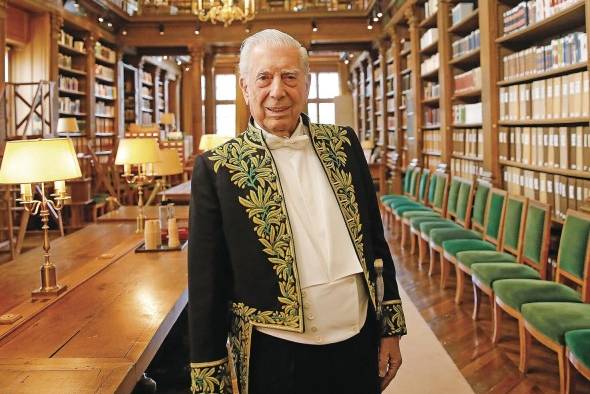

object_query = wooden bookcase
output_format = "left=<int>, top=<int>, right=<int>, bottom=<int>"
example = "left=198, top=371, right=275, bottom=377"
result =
left=355, top=0, right=590, bottom=221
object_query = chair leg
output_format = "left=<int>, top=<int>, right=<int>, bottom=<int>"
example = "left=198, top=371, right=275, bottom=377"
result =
left=492, top=301, right=503, bottom=344
left=518, top=319, right=531, bottom=373
left=440, top=252, right=449, bottom=289
left=410, top=228, right=416, bottom=255
left=472, top=283, right=481, bottom=321
left=400, top=220, right=407, bottom=247
left=455, top=265, right=465, bottom=304
left=429, top=245, right=437, bottom=277
left=419, top=236, right=427, bottom=266
left=558, top=347, right=567, bottom=394
left=566, top=355, right=575, bottom=394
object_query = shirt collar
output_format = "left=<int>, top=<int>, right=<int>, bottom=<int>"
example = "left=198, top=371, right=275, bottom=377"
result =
left=254, top=116, right=306, bottom=143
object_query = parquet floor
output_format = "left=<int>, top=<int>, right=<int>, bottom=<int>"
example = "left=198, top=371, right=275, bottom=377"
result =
left=386, top=220, right=590, bottom=394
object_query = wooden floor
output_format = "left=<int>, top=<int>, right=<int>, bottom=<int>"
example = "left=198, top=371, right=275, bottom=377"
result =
left=387, top=223, right=590, bottom=394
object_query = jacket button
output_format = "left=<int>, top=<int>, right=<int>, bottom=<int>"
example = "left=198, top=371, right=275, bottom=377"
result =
left=310, top=326, right=318, bottom=332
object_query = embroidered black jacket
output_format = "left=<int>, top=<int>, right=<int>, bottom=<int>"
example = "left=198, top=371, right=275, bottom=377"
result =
left=188, top=116, right=407, bottom=393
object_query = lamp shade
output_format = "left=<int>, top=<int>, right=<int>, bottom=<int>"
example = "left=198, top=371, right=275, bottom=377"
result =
left=153, top=148, right=182, bottom=176
left=57, top=117, right=79, bottom=133
left=115, top=138, right=161, bottom=165
left=160, top=113, right=176, bottom=126
left=199, top=134, right=231, bottom=151
left=0, top=138, right=82, bottom=184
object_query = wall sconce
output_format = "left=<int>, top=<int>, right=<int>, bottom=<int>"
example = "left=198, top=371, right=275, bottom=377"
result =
left=159, top=24, right=165, bottom=35
left=311, top=19, right=318, bottom=32
left=194, top=22, right=201, bottom=35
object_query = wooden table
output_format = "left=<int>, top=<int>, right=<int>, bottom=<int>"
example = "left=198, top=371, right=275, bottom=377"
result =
left=97, top=205, right=189, bottom=223
left=158, top=181, right=191, bottom=203
left=0, top=222, right=188, bottom=393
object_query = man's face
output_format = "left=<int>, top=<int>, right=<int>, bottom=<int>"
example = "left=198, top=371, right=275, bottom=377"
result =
left=239, top=45, right=310, bottom=135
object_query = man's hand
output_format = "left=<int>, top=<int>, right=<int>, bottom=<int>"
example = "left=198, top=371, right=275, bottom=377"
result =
left=378, top=336, right=402, bottom=391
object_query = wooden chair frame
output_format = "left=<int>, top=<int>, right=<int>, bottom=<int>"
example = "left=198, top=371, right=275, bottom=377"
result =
left=400, top=168, right=432, bottom=249
left=471, top=200, right=551, bottom=321
left=566, top=345, right=590, bottom=394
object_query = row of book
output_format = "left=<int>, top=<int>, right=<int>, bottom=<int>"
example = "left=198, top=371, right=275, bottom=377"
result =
left=59, top=97, right=83, bottom=115
left=502, top=32, right=587, bottom=80
left=424, top=0, right=438, bottom=18
left=451, top=158, right=483, bottom=178
left=59, top=76, right=82, bottom=92
left=386, top=63, right=395, bottom=76
left=96, top=102, right=115, bottom=117
left=453, top=102, right=482, bottom=124
left=424, top=107, right=440, bottom=127
left=141, top=86, right=153, bottom=98
left=452, top=128, right=483, bottom=159
left=387, top=98, right=395, bottom=113
left=499, top=126, right=590, bottom=171
left=95, top=43, right=116, bottom=63
left=451, top=3, right=475, bottom=26
left=142, top=72, right=153, bottom=85
left=454, top=67, right=481, bottom=93
left=423, top=130, right=442, bottom=153
left=452, top=29, right=480, bottom=58
left=386, top=78, right=394, bottom=95
left=499, top=71, right=590, bottom=120
left=387, top=115, right=395, bottom=130
left=142, top=98, right=153, bottom=109
left=402, top=74, right=411, bottom=91
left=96, top=117, right=116, bottom=134
left=421, top=28, right=438, bottom=49
left=59, top=30, right=85, bottom=53
left=502, top=0, right=581, bottom=36
left=95, top=83, right=116, bottom=99
left=423, top=155, right=441, bottom=171
left=58, top=54, right=81, bottom=71
left=95, top=65, right=115, bottom=81
left=94, top=135, right=115, bottom=154
left=502, top=166, right=590, bottom=220
left=421, top=53, right=439, bottom=76
left=424, top=81, right=440, bottom=99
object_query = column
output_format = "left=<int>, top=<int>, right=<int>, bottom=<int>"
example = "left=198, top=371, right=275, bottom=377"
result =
left=406, top=6, right=423, bottom=164
left=189, top=44, right=204, bottom=152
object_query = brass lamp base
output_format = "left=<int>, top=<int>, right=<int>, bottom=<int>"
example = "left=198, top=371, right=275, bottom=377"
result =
left=32, top=284, right=67, bottom=300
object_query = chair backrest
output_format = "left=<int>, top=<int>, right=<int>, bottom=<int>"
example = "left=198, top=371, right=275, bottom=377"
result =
left=499, top=195, right=528, bottom=254
left=453, top=179, right=476, bottom=229
left=471, top=180, right=491, bottom=233
left=517, top=200, right=552, bottom=280
left=417, top=169, right=431, bottom=204
left=431, top=172, right=450, bottom=215
left=402, top=164, right=416, bottom=195
left=407, top=167, right=422, bottom=200
left=555, top=209, right=590, bottom=302
left=445, top=177, right=462, bottom=219
left=427, top=171, right=439, bottom=206
left=481, top=188, right=508, bottom=245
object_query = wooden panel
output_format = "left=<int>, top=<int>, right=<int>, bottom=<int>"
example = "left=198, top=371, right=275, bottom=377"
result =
left=6, top=5, right=29, bottom=45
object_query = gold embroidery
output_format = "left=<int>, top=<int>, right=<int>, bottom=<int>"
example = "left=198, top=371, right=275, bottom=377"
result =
left=381, top=300, right=407, bottom=336
left=190, top=358, right=231, bottom=393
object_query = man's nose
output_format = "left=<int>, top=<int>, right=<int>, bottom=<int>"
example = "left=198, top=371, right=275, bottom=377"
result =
left=269, top=75, right=285, bottom=99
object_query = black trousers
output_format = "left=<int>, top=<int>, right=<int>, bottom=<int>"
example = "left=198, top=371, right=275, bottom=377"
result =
left=249, top=310, right=380, bottom=394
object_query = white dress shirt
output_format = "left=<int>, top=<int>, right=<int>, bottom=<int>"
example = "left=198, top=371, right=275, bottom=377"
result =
left=255, top=118, right=369, bottom=345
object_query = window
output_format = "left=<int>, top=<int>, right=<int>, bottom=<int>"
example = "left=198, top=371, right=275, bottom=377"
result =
left=5, top=45, right=11, bottom=82
left=215, top=73, right=236, bottom=136
left=307, top=72, right=339, bottom=124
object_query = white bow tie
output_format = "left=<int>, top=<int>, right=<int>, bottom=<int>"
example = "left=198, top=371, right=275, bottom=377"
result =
left=265, top=134, right=310, bottom=150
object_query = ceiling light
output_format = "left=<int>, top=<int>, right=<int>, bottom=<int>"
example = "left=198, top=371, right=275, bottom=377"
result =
left=121, top=29, right=128, bottom=36
left=311, top=20, right=318, bottom=32
left=367, top=18, right=373, bottom=30
left=194, top=22, right=201, bottom=35
left=159, top=24, right=165, bottom=35
left=107, top=21, right=113, bottom=28
left=344, top=59, right=349, bottom=65
left=98, top=16, right=104, bottom=23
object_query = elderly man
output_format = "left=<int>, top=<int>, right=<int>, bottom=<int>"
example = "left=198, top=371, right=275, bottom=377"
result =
left=188, top=29, right=406, bottom=394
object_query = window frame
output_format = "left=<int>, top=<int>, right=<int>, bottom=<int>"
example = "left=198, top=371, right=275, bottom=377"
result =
left=307, top=70, right=340, bottom=124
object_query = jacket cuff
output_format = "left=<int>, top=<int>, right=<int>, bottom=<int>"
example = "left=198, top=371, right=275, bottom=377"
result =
left=190, top=357, right=232, bottom=393
left=380, top=300, right=407, bottom=337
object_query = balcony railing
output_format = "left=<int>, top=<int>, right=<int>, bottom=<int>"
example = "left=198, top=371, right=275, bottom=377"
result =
left=107, top=0, right=368, bottom=16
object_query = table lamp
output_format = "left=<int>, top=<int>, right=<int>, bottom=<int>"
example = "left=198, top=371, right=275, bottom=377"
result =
left=57, top=118, right=79, bottom=135
left=160, top=113, right=176, bottom=131
left=115, top=138, right=161, bottom=232
left=0, top=138, right=82, bottom=299
left=198, top=134, right=231, bottom=151
left=146, top=148, right=183, bottom=205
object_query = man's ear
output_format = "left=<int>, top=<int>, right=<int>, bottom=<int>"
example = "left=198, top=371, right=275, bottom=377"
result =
left=239, top=77, right=249, bottom=105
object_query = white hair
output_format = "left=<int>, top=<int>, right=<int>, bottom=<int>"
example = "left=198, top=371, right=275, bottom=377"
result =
left=239, top=29, right=309, bottom=77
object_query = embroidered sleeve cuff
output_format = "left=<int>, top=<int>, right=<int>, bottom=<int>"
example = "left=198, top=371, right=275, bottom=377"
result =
left=190, top=357, right=232, bottom=393
left=381, top=300, right=407, bottom=337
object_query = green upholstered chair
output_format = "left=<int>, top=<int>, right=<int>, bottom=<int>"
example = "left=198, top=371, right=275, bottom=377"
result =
left=412, top=177, right=463, bottom=274
left=492, top=209, right=590, bottom=349
left=518, top=305, right=590, bottom=394
left=422, top=179, right=483, bottom=288
left=470, top=200, right=552, bottom=321
left=566, top=329, right=590, bottom=393
left=440, top=192, right=520, bottom=303
left=381, top=163, right=418, bottom=228
left=403, top=172, right=449, bottom=259
left=386, top=166, right=422, bottom=236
